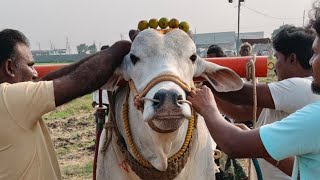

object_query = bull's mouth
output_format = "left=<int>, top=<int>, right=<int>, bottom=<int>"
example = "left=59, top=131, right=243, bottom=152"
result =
left=148, top=115, right=185, bottom=133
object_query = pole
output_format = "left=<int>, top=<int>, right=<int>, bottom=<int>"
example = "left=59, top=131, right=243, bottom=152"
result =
left=303, top=10, right=305, bottom=26
left=93, top=89, right=107, bottom=180
left=237, top=0, right=241, bottom=56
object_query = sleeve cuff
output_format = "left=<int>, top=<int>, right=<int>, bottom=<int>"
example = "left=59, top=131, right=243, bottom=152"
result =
left=259, top=125, right=282, bottom=161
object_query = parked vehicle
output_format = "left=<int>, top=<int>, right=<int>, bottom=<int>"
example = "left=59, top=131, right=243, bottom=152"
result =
left=224, top=50, right=236, bottom=57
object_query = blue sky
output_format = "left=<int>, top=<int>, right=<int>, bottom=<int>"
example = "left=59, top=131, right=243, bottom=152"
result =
left=0, top=0, right=314, bottom=52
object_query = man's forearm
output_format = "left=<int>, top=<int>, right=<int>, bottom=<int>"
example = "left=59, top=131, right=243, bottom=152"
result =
left=216, top=84, right=254, bottom=105
left=204, top=81, right=254, bottom=105
left=215, top=96, right=255, bottom=121
left=53, top=41, right=130, bottom=106
left=207, top=81, right=276, bottom=109
left=201, top=108, right=269, bottom=158
left=264, top=157, right=294, bottom=176
left=201, top=108, right=247, bottom=156
left=40, top=54, right=95, bottom=81
left=188, top=86, right=270, bottom=160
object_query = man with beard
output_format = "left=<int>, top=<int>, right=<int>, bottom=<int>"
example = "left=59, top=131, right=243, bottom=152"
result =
left=187, top=1, right=320, bottom=179
left=239, top=42, right=252, bottom=56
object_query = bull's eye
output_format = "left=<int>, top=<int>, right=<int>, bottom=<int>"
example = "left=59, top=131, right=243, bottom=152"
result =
left=130, top=53, right=140, bottom=65
left=190, top=54, right=197, bottom=63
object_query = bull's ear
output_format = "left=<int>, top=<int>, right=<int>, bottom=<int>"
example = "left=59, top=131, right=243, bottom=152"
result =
left=199, top=60, right=243, bottom=92
left=101, top=68, right=123, bottom=91
left=129, top=30, right=139, bottom=42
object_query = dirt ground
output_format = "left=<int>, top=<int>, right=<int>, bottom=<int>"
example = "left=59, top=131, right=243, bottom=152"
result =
left=44, top=95, right=96, bottom=179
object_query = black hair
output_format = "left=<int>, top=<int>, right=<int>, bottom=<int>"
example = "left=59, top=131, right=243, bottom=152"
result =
left=272, top=25, right=315, bottom=70
left=0, top=29, right=30, bottom=66
left=207, top=44, right=225, bottom=57
left=308, top=1, right=320, bottom=35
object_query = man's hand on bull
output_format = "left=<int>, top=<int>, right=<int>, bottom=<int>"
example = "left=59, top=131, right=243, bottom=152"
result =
left=187, top=85, right=220, bottom=116
left=102, top=40, right=132, bottom=66
left=187, top=86, right=251, bottom=131
left=43, top=37, right=132, bottom=106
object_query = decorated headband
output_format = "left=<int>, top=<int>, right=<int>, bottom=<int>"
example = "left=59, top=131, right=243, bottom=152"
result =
left=137, top=18, right=190, bottom=33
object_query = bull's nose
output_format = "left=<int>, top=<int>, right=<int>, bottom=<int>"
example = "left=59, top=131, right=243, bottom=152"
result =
left=153, top=89, right=183, bottom=108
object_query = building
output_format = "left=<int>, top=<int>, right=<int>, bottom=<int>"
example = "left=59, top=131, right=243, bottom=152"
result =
left=193, top=31, right=236, bottom=50
left=193, top=31, right=265, bottom=57
left=32, top=49, right=67, bottom=56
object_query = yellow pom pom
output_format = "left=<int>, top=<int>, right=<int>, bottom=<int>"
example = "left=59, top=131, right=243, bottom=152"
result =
left=138, top=20, right=149, bottom=31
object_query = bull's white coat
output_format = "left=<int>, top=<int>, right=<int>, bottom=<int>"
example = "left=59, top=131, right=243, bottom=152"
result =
left=97, top=29, right=243, bottom=180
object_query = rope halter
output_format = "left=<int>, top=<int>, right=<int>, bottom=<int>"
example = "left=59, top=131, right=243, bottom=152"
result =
left=128, top=73, right=194, bottom=111
left=120, top=73, right=198, bottom=179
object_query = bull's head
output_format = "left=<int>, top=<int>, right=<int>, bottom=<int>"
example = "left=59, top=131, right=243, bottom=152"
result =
left=105, top=28, right=243, bottom=171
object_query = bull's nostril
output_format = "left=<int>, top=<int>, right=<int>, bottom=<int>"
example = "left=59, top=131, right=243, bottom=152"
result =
left=153, top=98, right=160, bottom=106
left=153, top=89, right=181, bottom=108
left=177, top=95, right=183, bottom=105
left=153, top=91, right=164, bottom=108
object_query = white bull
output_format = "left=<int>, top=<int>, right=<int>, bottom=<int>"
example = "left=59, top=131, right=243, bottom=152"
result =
left=97, top=28, right=243, bottom=180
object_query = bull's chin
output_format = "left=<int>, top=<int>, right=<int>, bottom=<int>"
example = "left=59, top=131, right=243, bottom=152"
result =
left=148, top=117, right=185, bottom=133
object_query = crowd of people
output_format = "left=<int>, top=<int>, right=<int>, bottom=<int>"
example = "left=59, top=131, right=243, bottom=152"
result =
left=211, top=25, right=317, bottom=179
left=188, top=1, right=320, bottom=179
left=1, top=1, right=320, bottom=180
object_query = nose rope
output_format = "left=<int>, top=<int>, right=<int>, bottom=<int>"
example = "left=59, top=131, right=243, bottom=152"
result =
left=141, top=97, right=160, bottom=103
left=141, top=97, right=192, bottom=106
left=128, top=73, right=194, bottom=110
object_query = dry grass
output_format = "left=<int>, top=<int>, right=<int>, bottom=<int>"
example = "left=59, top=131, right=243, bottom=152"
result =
left=44, top=95, right=96, bottom=179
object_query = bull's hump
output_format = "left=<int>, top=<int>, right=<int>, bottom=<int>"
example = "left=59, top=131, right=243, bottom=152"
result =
left=134, top=29, right=162, bottom=43
left=135, top=29, right=192, bottom=45
left=132, top=29, right=163, bottom=52
left=134, top=29, right=195, bottom=55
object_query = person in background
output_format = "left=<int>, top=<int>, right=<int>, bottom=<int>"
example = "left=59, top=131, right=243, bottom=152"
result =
left=206, top=25, right=317, bottom=179
left=239, top=42, right=252, bottom=56
left=206, top=44, right=226, bottom=58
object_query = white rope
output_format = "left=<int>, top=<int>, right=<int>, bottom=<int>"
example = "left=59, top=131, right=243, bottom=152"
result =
left=177, top=100, right=192, bottom=106
left=141, top=97, right=160, bottom=103
left=141, top=97, right=192, bottom=105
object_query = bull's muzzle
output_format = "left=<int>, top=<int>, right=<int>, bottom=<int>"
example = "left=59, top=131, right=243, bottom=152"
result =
left=153, top=89, right=182, bottom=109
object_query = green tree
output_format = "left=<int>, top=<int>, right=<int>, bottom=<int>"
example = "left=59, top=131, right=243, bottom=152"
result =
left=88, top=43, right=97, bottom=54
left=77, top=44, right=88, bottom=54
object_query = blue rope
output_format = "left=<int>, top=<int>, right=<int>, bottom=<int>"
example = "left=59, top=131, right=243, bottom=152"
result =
left=252, top=158, right=263, bottom=180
